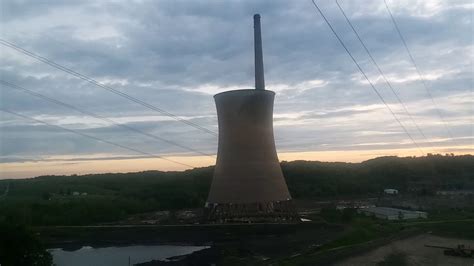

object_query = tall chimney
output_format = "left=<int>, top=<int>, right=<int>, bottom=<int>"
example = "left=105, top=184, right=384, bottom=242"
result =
left=254, top=14, right=265, bottom=90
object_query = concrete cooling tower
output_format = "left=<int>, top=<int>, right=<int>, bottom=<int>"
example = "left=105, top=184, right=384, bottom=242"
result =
left=205, top=14, right=299, bottom=223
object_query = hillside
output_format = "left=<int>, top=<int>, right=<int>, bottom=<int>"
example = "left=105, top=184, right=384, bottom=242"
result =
left=0, top=154, right=472, bottom=225
left=283, top=154, right=474, bottom=197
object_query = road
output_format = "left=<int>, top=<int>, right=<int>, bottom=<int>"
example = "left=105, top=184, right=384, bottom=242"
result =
left=403, top=219, right=474, bottom=225
left=335, top=234, right=474, bottom=266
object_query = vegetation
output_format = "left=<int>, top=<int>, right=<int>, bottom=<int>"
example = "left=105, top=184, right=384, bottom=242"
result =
left=277, top=209, right=474, bottom=265
left=283, top=154, right=473, bottom=197
left=320, top=213, right=403, bottom=249
left=0, top=223, right=52, bottom=266
left=0, top=155, right=472, bottom=226
left=0, top=167, right=212, bottom=225
left=409, top=220, right=474, bottom=239
left=0, top=153, right=471, bottom=266
left=318, top=208, right=474, bottom=251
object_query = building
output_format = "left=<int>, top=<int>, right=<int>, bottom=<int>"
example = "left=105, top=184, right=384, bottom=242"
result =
left=204, top=14, right=298, bottom=223
left=384, top=189, right=398, bottom=195
left=358, top=207, right=427, bottom=220
left=436, top=190, right=474, bottom=196
left=336, top=200, right=376, bottom=210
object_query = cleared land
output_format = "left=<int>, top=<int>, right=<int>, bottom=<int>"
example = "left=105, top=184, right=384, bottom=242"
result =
left=335, top=234, right=474, bottom=266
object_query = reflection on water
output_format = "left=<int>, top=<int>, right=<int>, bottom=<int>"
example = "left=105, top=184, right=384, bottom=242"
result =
left=49, top=245, right=210, bottom=266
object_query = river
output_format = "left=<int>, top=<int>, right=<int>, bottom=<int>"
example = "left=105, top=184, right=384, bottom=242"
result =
left=49, top=245, right=210, bottom=266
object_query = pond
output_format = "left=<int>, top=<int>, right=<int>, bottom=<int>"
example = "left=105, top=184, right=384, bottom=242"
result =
left=49, top=245, right=210, bottom=266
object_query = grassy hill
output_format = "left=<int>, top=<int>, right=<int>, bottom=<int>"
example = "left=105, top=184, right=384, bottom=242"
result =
left=0, top=154, right=472, bottom=226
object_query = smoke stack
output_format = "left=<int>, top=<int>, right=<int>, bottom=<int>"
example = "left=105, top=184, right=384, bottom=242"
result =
left=254, top=14, right=265, bottom=90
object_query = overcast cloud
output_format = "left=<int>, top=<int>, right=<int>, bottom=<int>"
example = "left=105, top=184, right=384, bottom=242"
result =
left=0, top=0, right=472, bottom=176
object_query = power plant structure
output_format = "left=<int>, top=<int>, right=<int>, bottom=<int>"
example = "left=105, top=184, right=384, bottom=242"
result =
left=205, top=14, right=299, bottom=223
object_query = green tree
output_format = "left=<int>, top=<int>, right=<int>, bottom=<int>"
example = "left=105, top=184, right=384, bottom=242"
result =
left=0, top=223, right=52, bottom=266
left=41, top=192, right=51, bottom=201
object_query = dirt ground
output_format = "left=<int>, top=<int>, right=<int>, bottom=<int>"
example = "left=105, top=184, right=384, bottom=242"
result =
left=335, top=234, right=474, bottom=266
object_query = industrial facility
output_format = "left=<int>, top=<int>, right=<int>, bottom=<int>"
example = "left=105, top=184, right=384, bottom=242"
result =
left=358, top=207, right=427, bottom=220
left=204, top=14, right=299, bottom=223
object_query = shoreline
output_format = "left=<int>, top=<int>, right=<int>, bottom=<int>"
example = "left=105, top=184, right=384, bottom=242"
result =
left=36, top=222, right=341, bottom=249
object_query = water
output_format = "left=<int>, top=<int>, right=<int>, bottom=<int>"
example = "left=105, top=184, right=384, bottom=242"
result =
left=49, top=245, right=210, bottom=266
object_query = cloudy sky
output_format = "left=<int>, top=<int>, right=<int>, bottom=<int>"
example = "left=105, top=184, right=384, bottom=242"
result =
left=0, top=0, right=472, bottom=179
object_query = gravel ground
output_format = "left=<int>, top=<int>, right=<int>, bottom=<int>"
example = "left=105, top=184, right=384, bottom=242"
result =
left=335, top=234, right=474, bottom=266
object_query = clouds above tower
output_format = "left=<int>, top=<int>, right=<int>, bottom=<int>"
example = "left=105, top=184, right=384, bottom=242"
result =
left=1, top=0, right=472, bottom=178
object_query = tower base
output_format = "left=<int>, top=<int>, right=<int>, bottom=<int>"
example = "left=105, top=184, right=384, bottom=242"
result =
left=204, top=199, right=300, bottom=223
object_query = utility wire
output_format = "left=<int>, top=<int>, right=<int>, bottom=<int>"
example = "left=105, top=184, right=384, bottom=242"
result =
left=0, top=39, right=218, bottom=137
left=383, top=0, right=456, bottom=142
left=310, top=0, right=424, bottom=155
left=335, top=0, right=435, bottom=152
left=0, top=80, right=214, bottom=158
left=0, top=108, right=196, bottom=168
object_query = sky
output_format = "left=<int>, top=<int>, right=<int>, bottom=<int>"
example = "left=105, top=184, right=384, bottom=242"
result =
left=0, top=0, right=472, bottom=179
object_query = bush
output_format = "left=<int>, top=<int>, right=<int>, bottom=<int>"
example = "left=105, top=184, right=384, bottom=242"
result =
left=0, top=223, right=52, bottom=266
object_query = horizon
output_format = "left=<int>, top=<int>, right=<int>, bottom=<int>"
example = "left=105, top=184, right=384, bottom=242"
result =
left=2, top=152, right=471, bottom=180
left=1, top=1, right=472, bottom=179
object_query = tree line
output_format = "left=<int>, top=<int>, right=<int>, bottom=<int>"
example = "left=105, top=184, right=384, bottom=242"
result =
left=0, top=154, right=472, bottom=226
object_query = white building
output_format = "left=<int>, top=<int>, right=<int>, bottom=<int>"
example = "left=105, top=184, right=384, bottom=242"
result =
left=358, top=207, right=427, bottom=220
left=384, top=189, right=398, bottom=195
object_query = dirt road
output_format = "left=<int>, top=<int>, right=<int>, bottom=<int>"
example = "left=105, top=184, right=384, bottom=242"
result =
left=335, top=234, right=474, bottom=266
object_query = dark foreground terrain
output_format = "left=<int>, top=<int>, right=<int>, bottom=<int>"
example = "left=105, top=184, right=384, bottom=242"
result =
left=1, top=155, right=473, bottom=265
left=35, top=215, right=474, bottom=265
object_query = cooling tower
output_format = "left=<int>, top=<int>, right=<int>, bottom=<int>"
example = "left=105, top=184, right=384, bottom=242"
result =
left=205, top=14, right=298, bottom=223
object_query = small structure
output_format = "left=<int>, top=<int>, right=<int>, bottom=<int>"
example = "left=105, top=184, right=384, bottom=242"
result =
left=72, top=191, right=80, bottom=196
left=336, top=200, right=376, bottom=210
left=436, top=190, right=474, bottom=196
left=384, top=188, right=398, bottom=195
left=358, top=207, right=427, bottom=220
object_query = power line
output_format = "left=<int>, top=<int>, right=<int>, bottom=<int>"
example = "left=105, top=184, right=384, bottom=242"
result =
left=310, top=0, right=424, bottom=155
left=0, top=79, right=214, bottom=158
left=335, top=0, right=436, bottom=151
left=0, top=108, right=196, bottom=168
left=383, top=0, right=456, bottom=142
left=0, top=39, right=218, bottom=137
